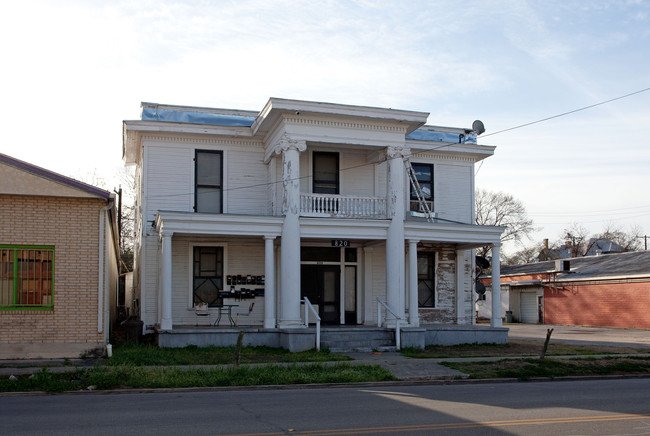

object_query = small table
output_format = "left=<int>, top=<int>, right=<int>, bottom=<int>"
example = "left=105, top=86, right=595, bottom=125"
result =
left=213, top=304, right=239, bottom=326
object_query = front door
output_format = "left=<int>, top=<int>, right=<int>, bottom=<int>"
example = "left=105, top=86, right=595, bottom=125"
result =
left=301, top=265, right=340, bottom=324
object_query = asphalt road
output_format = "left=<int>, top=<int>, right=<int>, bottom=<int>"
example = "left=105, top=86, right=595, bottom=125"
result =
left=2, top=378, right=649, bottom=435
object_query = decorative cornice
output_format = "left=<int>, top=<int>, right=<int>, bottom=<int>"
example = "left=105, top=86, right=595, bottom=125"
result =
left=283, top=116, right=408, bottom=134
left=142, top=134, right=262, bottom=150
left=410, top=152, right=478, bottom=163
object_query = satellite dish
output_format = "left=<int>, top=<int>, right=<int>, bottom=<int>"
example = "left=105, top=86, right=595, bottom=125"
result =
left=472, top=120, right=485, bottom=135
left=475, top=256, right=490, bottom=270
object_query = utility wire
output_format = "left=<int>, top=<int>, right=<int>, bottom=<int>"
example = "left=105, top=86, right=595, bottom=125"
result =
left=143, top=86, right=650, bottom=200
left=480, top=87, right=650, bottom=138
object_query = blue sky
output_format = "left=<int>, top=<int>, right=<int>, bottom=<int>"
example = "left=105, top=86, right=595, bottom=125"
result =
left=1, top=0, right=648, bottom=254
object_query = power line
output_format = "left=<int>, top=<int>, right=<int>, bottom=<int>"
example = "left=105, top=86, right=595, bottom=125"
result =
left=480, top=87, right=650, bottom=138
left=143, top=86, right=650, bottom=200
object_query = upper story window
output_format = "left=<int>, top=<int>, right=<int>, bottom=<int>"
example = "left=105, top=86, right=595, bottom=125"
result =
left=313, top=152, right=339, bottom=195
left=1, top=246, right=54, bottom=310
left=410, top=163, right=433, bottom=212
left=195, top=150, right=223, bottom=213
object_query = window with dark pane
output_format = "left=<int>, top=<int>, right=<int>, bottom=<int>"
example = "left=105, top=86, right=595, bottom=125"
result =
left=313, top=152, right=339, bottom=194
left=418, top=252, right=435, bottom=307
left=193, top=246, right=223, bottom=307
left=410, top=163, right=433, bottom=211
left=195, top=150, right=222, bottom=213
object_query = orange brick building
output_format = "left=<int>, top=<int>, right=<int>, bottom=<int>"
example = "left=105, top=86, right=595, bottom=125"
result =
left=0, top=153, right=119, bottom=358
left=481, top=251, right=650, bottom=329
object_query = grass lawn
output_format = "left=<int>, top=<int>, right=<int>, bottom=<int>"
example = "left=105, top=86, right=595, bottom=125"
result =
left=0, top=363, right=396, bottom=393
left=401, top=339, right=648, bottom=359
left=441, top=356, right=650, bottom=380
left=0, top=343, right=393, bottom=393
left=106, top=343, right=351, bottom=366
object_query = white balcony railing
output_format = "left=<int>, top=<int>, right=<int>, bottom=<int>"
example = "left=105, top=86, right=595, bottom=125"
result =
left=300, top=193, right=387, bottom=219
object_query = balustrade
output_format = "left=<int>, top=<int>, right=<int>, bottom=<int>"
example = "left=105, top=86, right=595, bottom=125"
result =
left=300, top=193, right=387, bottom=218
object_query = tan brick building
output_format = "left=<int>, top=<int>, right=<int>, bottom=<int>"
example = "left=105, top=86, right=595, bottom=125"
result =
left=0, top=153, right=119, bottom=358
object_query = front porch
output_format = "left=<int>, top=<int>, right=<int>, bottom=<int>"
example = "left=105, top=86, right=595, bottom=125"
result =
left=156, top=324, right=509, bottom=352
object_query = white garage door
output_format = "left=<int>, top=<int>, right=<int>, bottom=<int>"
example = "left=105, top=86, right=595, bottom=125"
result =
left=520, top=292, right=538, bottom=323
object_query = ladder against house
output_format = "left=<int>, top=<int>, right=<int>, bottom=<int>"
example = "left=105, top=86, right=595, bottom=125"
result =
left=404, top=158, right=434, bottom=222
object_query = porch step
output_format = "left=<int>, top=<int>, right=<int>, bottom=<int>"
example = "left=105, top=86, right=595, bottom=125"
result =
left=320, top=327, right=396, bottom=352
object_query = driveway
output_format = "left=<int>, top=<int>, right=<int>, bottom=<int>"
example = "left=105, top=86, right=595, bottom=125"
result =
left=505, top=323, right=650, bottom=348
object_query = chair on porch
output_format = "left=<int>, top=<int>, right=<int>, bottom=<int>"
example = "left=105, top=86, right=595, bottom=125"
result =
left=235, top=302, right=255, bottom=326
left=194, top=302, right=210, bottom=326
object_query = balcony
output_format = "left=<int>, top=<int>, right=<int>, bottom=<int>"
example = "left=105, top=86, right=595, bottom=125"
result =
left=300, top=193, right=387, bottom=219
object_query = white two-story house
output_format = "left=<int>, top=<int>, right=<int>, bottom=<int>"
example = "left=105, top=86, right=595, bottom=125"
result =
left=123, top=98, right=505, bottom=351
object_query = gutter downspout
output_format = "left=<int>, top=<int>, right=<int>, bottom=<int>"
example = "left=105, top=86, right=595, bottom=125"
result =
left=98, top=200, right=114, bottom=336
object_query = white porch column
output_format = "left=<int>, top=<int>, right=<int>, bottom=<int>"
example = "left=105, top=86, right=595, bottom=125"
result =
left=408, top=239, right=419, bottom=326
left=491, top=243, right=502, bottom=327
left=276, top=134, right=307, bottom=328
left=160, top=231, right=173, bottom=330
left=264, top=236, right=276, bottom=328
left=385, top=146, right=408, bottom=323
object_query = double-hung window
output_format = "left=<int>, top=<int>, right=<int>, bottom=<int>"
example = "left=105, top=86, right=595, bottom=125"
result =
left=0, top=246, right=54, bottom=310
left=313, top=152, right=339, bottom=195
left=195, top=150, right=223, bottom=213
left=410, top=163, right=433, bottom=212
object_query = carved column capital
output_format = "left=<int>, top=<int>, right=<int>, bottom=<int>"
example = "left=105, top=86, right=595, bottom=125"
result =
left=385, top=145, right=411, bottom=160
left=274, top=133, right=307, bottom=155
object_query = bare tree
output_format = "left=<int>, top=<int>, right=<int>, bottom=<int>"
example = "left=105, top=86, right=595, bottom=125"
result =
left=475, top=189, right=536, bottom=258
left=561, top=223, right=590, bottom=257
left=503, top=243, right=543, bottom=266
left=546, top=222, right=642, bottom=259
left=75, top=167, right=135, bottom=271
left=594, top=222, right=642, bottom=252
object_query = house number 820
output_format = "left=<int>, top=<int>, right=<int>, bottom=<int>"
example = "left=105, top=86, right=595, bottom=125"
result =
left=331, top=240, right=350, bottom=247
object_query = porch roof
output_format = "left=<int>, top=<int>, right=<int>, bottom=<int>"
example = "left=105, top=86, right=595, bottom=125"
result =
left=155, top=211, right=503, bottom=249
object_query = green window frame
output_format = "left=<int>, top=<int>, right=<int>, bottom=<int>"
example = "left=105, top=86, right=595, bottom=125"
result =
left=0, top=245, right=54, bottom=310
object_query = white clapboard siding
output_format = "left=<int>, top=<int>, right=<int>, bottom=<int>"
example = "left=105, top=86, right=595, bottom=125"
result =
left=370, top=249, right=387, bottom=324
left=436, top=163, right=472, bottom=222
left=226, top=150, right=268, bottom=215
left=375, top=160, right=388, bottom=198
left=142, top=234, right=160, bottom=328
left=145, top=144, right=193, bottom=219
left=340, top=151, right=375, bottom=197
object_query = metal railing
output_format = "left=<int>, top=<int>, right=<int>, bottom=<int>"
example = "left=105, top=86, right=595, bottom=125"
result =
left=376, top=297, right=402, bottom=350
left=300, top=193, right=387, bottom=218
left=303, top=297, right=321, bottom=351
